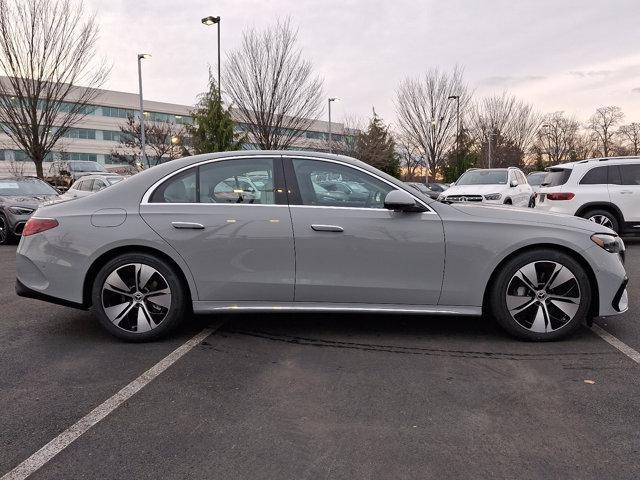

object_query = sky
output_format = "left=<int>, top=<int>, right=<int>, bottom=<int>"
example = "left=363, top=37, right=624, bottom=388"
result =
left=85, top=0, right=640, bottom=127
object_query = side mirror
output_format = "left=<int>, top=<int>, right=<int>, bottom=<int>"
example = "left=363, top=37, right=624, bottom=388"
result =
left=510, top=180, right=518, bottom=187
left=384, top=190, right=423, bottom=212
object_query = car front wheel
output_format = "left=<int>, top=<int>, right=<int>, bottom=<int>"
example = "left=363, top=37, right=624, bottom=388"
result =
left=490, top=249, right=591, bottom=341
left=91, top=253, right=187, bottom=341
left=581, top=209, right=619, bottom=233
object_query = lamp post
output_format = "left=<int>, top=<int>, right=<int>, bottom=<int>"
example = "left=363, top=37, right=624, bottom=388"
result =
left=448, top=95, right=461, bottom=171
left=137, top=53, right=151, bottom=168
left=201, top=16, right=221, bottom=101
left=540, top=123, right=551, bottom=164
left=487, top=131, right=497, bottom=168
left=328, top=97, right=338, bottom=153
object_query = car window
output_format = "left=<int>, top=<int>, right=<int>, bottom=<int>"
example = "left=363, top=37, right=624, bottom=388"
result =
left=72, top=181, right=83, bottom=191
left=527, top=173, right=546, bottom=186
left=151, top=158, right=276, bottom=204
left=92, top=180, right=105, bottom=192
left=608, top=166, right=622, bottom=185
left=81, top=179, right=94, bottom=191
left=542, top=168, right=572, bottom=187
left=580, top=166, right=608, bottom=185
left=292, top=159, right=395, bottom=208
left=200, top=158, right=275, bottom=204
left=619, top=163, right=640, bottom=186
left=106, top=177, right=124, bottom=185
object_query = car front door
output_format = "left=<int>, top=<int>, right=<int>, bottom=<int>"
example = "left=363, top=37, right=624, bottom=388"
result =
left=609, top=163, right=640, bottom=225
left=285, top=156, right=445, bottom=305
left=140, top=156, right=295, bottom=302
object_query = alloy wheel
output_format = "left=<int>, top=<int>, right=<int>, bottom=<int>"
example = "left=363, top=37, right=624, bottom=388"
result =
left=101, top=263, right=172, bottom=333
left=587, top=214, right=614, bottom=229
left=505, top=261, right=581, bottom=333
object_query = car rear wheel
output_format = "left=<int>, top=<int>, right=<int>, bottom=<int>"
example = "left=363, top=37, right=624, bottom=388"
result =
left=581, top=209, right=619, bottom=233
left=91, top=253, right=187, bottom=341
left=0, top=213, right=13, bottom=245
left=490, top=249, right=591, bottom=341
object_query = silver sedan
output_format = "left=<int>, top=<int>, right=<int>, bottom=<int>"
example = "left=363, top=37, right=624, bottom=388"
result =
left=15, top=151, right=628, bottom=341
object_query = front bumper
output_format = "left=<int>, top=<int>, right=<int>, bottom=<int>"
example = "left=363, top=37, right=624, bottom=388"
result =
left=612, top=277, right=629, bottom=313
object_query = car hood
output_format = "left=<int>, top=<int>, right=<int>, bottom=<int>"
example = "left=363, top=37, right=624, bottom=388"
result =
left=449, top=203, right=613, bottom=234
left=0, top=194, right=60, bottom=208
left=443, top=184, right=508, bottom=196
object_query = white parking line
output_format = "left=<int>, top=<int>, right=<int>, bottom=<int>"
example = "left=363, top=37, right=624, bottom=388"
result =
left=592, top=324, right=640, bottom=365
left=1, top=323, right=222, bottom=480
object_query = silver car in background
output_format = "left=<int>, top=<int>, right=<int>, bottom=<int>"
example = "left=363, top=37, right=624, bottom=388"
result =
left=16, top=151, right=628, bottom=342
left=60, top=173, right=125, bottom=201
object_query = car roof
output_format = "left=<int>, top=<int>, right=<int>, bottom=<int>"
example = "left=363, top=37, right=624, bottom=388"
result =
left=550, top=156, right=640, bottom=170
left=0, top=176, right=45, bottom=181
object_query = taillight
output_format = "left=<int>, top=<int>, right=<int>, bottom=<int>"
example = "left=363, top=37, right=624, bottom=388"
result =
left=22, top=218, right=59, bottom=236
left=546, top=192, right=575, bottom=201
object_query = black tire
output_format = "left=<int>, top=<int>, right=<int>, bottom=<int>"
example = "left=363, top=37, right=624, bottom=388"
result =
left=580, top=208, right=619, bottom=233
left=489, top=248, right=591, bottom=341
left=91, top=252, right=187, bottom=341
left=504, top=199, right=512, bottom=205
left=0, top=213, right=14, bottom=245
left=528, top=196, right=536, bottom=208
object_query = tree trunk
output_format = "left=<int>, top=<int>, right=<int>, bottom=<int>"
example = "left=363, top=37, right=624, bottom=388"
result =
left=33, top=156, right=44, bottom=179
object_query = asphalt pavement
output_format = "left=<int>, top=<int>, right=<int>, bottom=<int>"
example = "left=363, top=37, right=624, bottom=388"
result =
left=1, top=241, right=639, bottom=479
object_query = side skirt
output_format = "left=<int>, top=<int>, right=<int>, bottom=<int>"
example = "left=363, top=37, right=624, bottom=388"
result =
left=192, top=301, right=482, bottom=316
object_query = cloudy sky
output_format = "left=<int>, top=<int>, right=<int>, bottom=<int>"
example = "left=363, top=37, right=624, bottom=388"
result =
left=85, top=0, right=640, bottom=126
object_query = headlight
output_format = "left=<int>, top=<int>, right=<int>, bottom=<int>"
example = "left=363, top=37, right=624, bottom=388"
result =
left=591, top=233, right=624, bottom=253
left=8, top=206, right=35, bottom=215
left=484, top=193, right=502, bottom=200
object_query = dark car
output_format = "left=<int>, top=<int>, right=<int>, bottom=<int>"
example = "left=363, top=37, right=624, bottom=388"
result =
left=406, top=182, right=449, bottom=200
left=0, top=177, right=61, bottom=245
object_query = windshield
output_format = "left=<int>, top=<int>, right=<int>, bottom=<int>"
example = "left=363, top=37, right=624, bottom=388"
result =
left=456, top=170, right=508, bottom=185
left=69, top=161, right=107, bottom=172
left=0, top=178, right=58, bottom=196
left=527, top=172, right=546, bottom=186
left=543, top=168, right=572, bottom=187
left=106, top=177, right=124, bottom=185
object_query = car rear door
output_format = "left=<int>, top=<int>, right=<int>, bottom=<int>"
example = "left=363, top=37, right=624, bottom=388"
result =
left=140, top=156, right=295, bottom=302
left=285, top=156, right=445, bottom=305
left=609, top=163, right=640, bottom=225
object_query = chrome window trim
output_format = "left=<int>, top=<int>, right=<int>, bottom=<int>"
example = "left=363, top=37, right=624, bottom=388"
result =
left=141, top=153, right=435, bottom=215
left=140, top=154, right=278, bottom=205
left=284, top=154, right=436, bottom=214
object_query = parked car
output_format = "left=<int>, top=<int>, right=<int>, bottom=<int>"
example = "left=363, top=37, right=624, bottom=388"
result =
left=16, top=151, right=627, bottom=342
left=60, top=174, right=125, bottom=201
left=45, top=160, right=109, bottom=191
left=318, top=180, right=371, bottom=205
left=405, top=182, right=448, bottom=200
left=536, top=157, right=640, bottom=234
left=438, top=167, right=534, bottom=207
left=0, top=176, right=60, bottom=245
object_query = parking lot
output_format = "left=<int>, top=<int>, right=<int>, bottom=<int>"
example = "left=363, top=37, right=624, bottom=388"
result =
left=1, top=240, right=639, bottom=479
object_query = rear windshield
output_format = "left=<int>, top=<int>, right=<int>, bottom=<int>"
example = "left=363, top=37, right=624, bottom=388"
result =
left=542, top=168, right=572, bottom=187
left=69, top=161, right=107, bottom=173
left=106, top=177, right=124, bottom=185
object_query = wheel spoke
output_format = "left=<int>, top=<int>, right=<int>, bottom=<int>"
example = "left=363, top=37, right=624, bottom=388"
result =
left=104, top=301, right=134, bottom=324
left=136, top=305, right=153, bottom=333
left=530, top=303, right=549, bottom=333
left=146, top=290, right=171, bottom=309
left=136, top=264, right=156, bottom=292
left=515, top=266, right=537, bottom=290
left=506, top=294, right=535, bottom=313
left=103, top=284, right=133, bottom=297
left=548, top=298, right=580, bottom=318
left=547, top=266, right=576, bottom=291
left=105, top=269, right=131, bottom=293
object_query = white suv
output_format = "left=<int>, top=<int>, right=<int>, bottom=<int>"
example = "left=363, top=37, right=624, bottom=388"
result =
left=535, top=157, right=640, bottom=234
left=438, top=167, right=534, bottom=207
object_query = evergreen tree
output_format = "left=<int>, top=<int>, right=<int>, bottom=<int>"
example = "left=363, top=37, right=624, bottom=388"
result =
left=187, top=75, right=245, bottom=154
left=354, top=112, right=400, bottom=178
left=441, top=128, right=478, bottom=183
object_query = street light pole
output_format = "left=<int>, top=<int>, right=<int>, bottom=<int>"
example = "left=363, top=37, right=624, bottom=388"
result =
left=487, top=131, right=497, bottom=168
left=328, top=97, right=338, bottom=153
left=201, top=16, right=221, bottom=101
left=448, top=95, right=460, bottom=159
left=137, top=53, right=151, bottom=168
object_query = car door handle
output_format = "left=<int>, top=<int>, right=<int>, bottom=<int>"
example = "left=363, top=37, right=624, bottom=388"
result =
left=620, top=190, right=633, bottom=194
left=171, top=222, right=205, bottom=230
left=311, top=224, right=344, bottom=232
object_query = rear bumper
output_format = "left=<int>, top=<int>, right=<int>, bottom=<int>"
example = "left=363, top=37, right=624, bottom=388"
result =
left=15, top=278, right=87, bottom=310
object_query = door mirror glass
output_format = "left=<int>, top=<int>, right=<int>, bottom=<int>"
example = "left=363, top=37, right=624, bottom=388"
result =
left=510, top=179, right=518, bottom=187
left=384, top=190, right=422, bottom=212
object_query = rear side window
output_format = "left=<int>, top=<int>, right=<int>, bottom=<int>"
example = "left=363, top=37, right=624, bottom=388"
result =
left=543, top=169, right=572, bottom=187
left=579, top=166, right=608, bottom=185
left=150, top=169, right=197, bottom=203
left=619, top=163, right=640, bottom=185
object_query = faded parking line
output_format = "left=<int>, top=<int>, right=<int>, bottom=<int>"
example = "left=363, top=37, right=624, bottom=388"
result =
left=1, top=323, right=223, bottom=480
left=592, top=324, right=640, bottom=365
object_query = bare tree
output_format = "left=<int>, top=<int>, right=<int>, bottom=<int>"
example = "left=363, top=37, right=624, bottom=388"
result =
left=224, top=18, right=324, bottom=150
left=533, top=112, right=581, bottom=165
left=588, top=106, right=624, bottom=157
left=395, top=66, right=470, bottom=180
left=470, top=92, right=541, bottom=168
left=110, top=114, right=188, bottom=168
left=0, top=0, right=109, bottom=178
left=617, top=122, right=640, bottom=156
left=396, top=134, right=426, bottom=181
left=330, top=114, right=362, bottom=157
